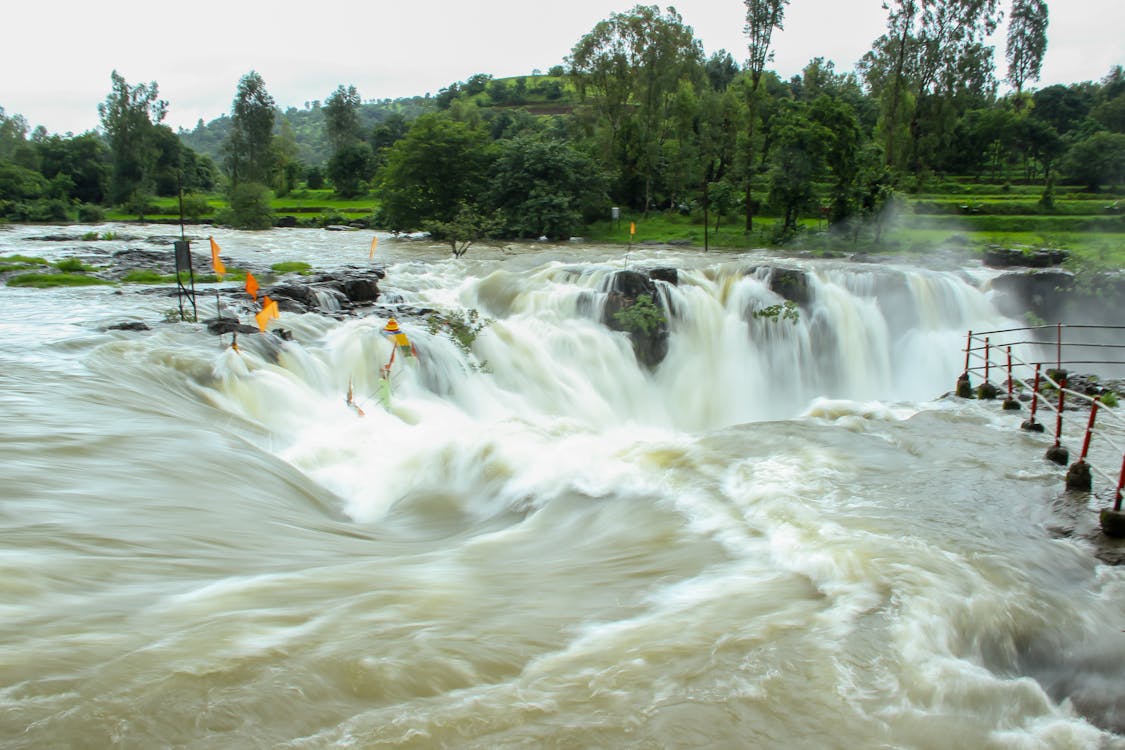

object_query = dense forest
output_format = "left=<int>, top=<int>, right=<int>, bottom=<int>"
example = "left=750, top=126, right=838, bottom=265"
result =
left=1, top=0, right=1123, bottom=245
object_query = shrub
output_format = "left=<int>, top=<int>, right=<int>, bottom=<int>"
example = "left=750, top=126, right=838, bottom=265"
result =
left=54, top=258, right=92, bottom=272
left=218, top=182, right=275, bottom=230
left=613, top=294, right=666, bottom=336
left=180, top=193, right=213, bottom=220
left=427, top=308, right=489, bottom=357
left=77, top=204, right=105, bottom=222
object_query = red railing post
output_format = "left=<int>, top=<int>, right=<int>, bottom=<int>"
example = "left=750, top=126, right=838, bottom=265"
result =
left=1115, top=453, right=1125, bottom=511
left=1030, top=364, right=1041, bottom=422
left=963, top=330, right=972, bottom=375
left=1078, top=400, right=1100, bottom=463
left=984, top=337, right=991, bottom=383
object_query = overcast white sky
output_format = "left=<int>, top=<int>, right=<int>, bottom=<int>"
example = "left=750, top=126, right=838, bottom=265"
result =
left=4, top=0, right=1123, bottom=135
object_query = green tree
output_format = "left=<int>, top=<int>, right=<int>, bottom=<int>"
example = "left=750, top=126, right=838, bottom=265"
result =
left=0, top=107, right=29, bottom=162
left=488, top=133, right=608, bottom=239
left=327, top=141, right=374, bottom=197
left=767, top=101, right=830, bottom=233
left=35, top=133, right=109, bottom=205
left=224, top=71, right=276, bottom=187
left=568, top=4, right=704, bottom=211
left=1006, top=0, right=1048, bottom=99
left=220, top=181, right=276, bottom=229
left=324, top=84, right=362, bottom=151
left=376, top=114, right=492, bottom=232
left=97, top=71, right=167, bottom=205
left=862, top=0, right=1000, bottom=174
left=425, top=203, right=501, bottom=258
left=809, top=95, right=862, bottom=224
left=1064, top=131, right=1125, bottom=191
left=742, top=0, right=790, bottom=230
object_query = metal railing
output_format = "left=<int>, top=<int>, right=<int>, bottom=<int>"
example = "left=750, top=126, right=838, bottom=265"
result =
left=958, top=324, right=1125, bottom=518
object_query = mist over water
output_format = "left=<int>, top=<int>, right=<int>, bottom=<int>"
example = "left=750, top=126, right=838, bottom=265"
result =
left=1, top=225, right=1123, bottom=749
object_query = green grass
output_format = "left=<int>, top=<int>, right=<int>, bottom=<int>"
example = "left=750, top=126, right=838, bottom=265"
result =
left=121, top=269, right=174, bottom=284
left=54, top=258, right=96, bottom=272
left=6, top=273, right=112, bottom=288
left=0, top=254, right=49, bottom=273
left=271, top=261, right=312, bottom=275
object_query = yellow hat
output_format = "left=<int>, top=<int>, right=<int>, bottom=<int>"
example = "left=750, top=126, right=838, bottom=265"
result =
left=383, top=318, right=400, bottom=332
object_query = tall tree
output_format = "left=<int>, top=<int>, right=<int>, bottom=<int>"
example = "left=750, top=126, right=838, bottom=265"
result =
left=97, top=71, right=167, bottom=205
left=568, top=4, right=703, bottom=212
left=742, top=0, right=789, bottom=230
left=323, top=84, right=362, bottom=151
left=224, top=71, right=276, bottom=187
left=1006, top=0, right=1048, bottom=98
left=375, top=114, right=492, bottom=232
left=862, top=0, right=1001, bottom=174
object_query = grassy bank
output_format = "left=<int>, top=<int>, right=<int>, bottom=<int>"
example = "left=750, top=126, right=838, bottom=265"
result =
left=55, top=176, right=1125, bottom=269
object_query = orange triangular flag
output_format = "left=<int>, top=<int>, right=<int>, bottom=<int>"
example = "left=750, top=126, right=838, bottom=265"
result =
left=262, top=294, right=274, bottom=309
left=254, top=300, right=279, bottom=332
left=630, top=222, right=636, bottom=236
left=369, top=235, right=378, bottom=259
left=209, top=237, right=226, bottom=278
left=245, top=272, right=260, bottom=301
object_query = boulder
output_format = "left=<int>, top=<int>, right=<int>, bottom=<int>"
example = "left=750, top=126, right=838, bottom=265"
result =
left=602, top=270, right=670, bottom=369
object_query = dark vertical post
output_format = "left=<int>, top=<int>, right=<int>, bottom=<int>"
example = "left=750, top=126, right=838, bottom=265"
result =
left=1056, top=322, right=1062, bottom=373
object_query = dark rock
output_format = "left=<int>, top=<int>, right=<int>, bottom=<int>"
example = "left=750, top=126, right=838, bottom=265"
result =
left=1045, top=444, right=1069, bottom=465
left=602, top=270, right=669, bottom=369
left=990, top=270, right=1074, bottom=321
left=983, top=246, right=1069, bottom=269
left=648, top=267, right=679, bottom=286
left=108, top=321, right=150, bottom=331
left=956, top=373, right=973, bottom=398
left=605, top=270, right=655, bottom=298
left=275, top=216, right=298, bottom=228
left=1100, top=509, right=1125, bottom=538
left=1065, top=460, right=1093, bottom=491
left=977, top=381, right=999, bottom=400
left=341, top=278, right=379, bottom=303
left=756, top=266, right=812, bottom=307
left=205, top=317, right=259, bottom=336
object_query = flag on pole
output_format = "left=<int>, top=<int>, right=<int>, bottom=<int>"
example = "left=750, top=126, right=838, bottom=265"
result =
left=262, top=294, right=275, bottom=309
left=245, top=272, right=260, bottom=301
left=369, top=235, right=378, bottom=259
left=630, top=222, right=636, bottom=236
left=254, top=299, right=279, bottom=332
left=209, top=237, right=226, bottom=278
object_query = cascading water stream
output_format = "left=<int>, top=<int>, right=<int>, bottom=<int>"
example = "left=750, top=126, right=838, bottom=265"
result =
left=2, top=227, right=1122, bottom=748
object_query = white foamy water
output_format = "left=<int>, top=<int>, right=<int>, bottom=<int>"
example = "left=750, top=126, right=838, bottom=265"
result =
left=1, top=224, right=1122, bottom=749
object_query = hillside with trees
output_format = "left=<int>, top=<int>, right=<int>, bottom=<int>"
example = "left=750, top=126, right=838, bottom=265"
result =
left=1, top=0, right=1122, bottom=254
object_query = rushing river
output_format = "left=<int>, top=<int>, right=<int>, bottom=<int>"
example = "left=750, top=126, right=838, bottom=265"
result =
left=1, top=225, right=1123, bottom=749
